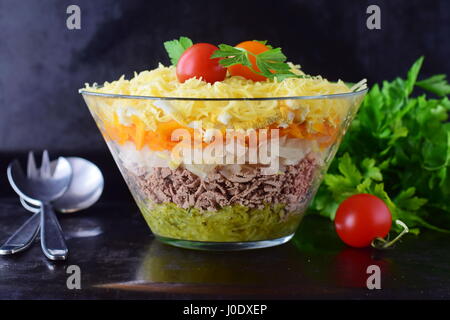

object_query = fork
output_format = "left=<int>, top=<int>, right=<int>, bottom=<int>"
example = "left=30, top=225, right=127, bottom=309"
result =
left=3, top=151, right=72, bottom=260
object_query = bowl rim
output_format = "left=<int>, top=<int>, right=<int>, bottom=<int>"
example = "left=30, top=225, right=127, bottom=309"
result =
left=78, top=87, right=368, bottom=101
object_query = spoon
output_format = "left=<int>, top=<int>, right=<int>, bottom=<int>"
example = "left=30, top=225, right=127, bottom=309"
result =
left=5, top=152, right=72, bottom=260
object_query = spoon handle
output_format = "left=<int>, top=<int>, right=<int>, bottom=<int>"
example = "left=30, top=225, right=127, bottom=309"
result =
left=0, top=212, right=40, bottom=255
left=40, top=203, right=68, bottom=260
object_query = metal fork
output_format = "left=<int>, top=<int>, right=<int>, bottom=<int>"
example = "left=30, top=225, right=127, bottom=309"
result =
left=2, top=151, right=72, bottom=260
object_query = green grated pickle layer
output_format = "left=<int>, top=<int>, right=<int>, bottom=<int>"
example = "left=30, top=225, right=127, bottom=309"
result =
left=137, top=202, right=304, bottom=242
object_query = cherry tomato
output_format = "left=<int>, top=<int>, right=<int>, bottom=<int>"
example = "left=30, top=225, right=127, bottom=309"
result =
left=334, top=194, right=392, bottom=248
left=228, top=40, right=270, bottom=81
left=176, top=43, right=226, bottom=84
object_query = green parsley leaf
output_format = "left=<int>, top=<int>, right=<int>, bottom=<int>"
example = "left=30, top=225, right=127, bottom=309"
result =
left=163, top=36, right=193, bottom=66
left=211, top=42, right=302, bottom=80
left=395, top=188, right=428, bottom=211
left=361, top=158, right=383, bottom=181
left=405, top=56, right=423, bottom=96
left=212, top=45, right=253, bottom=68
left=417, top=74, right=450, bottom=96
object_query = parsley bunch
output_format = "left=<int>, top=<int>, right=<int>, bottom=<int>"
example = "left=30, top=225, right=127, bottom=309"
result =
left=310, top=57, right=450, bottom=234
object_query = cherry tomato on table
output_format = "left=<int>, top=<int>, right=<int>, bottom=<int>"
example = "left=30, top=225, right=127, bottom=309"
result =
left=334, top=194, right=392, bottom=248
left=228, top=40, right=270, bottom=82
left=176, top=43, right=227, bottom=84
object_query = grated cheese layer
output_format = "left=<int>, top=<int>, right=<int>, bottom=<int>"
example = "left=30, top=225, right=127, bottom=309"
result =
left=83, top=64, right=359, bottom=131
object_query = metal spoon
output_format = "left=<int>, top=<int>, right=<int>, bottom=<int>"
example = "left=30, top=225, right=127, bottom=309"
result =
left=5, top=152, right=72, bottom=260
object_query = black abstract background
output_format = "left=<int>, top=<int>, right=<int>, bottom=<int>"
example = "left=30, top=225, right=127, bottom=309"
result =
left=0, top=0, right=449, bottom=153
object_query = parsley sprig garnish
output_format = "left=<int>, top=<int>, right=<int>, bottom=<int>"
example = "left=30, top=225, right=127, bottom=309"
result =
left=163, top=36, right=193, bottom=65
left=211, top=44, right=304, bottom=81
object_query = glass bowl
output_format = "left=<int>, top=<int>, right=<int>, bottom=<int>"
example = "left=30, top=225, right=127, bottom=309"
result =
left=80, top=88, right=367, bottom=250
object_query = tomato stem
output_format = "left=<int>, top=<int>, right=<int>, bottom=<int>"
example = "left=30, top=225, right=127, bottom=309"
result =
left=371, top=220, right=409, bottom=249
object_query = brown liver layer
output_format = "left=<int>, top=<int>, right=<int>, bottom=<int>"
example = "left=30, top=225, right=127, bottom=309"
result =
left=127, top=156, right=318, bottom=212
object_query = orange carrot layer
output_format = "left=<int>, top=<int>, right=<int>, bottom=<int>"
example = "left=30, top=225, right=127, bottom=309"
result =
left=102, top=116, right=340, bottom=151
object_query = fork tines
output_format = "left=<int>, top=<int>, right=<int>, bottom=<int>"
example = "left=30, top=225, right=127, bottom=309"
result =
left=27, top=150, right=52, bottom=179
left=40, top=150, right=51, bottom=179
left=27, top=151, right=38, bottom=179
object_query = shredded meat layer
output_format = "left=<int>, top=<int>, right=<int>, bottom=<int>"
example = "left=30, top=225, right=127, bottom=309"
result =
left=126, top=156, right=318, bottom=212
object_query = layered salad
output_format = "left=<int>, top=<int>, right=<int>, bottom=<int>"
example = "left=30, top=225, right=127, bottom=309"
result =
left=81, top=38, right=366, bottom=247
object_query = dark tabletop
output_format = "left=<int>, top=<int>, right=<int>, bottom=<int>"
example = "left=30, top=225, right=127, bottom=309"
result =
left=0, top=153, right=450, bottom=300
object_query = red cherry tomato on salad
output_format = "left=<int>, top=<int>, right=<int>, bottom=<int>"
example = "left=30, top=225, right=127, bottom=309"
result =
left=334, top=194, right=392, bottom=248
left=228, top=40, right=270, bottom=82
left=176, top=43, right=226, bottom=84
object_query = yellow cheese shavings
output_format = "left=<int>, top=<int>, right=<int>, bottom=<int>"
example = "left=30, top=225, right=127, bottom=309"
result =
left=84, top=64, right=355, bottom=131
